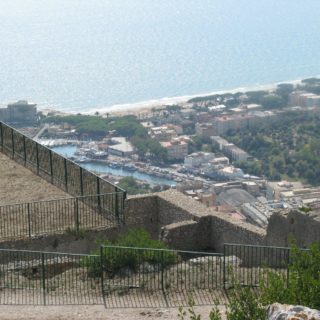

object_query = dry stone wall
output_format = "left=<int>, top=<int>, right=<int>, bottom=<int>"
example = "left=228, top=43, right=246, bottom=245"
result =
left=266, top=209, right=320, bottom=247
left=153, top=190, right=266, bottom=252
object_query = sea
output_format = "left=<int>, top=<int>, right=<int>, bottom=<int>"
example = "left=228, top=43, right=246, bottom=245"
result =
left=1, top=0, right=320, bottom=113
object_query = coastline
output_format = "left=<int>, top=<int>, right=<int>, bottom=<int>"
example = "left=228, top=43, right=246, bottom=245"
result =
left=39, top=77, right=311, bottom=117
left=82, top=78, right=305, bottom=117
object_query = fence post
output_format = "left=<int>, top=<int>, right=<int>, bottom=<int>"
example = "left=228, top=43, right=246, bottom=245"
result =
left=36, top=143, right=39, bottom=174
left=286, top=249, right=290, bottom=289
left=96, top=177, right=101, bottom=212
left=0, top=122, right=3, bottom=150
left=64, top=158, right=68, bottom=192
left=100, top=246, right=105, bottom=301
left=41, top=252, right=46, bottom=305
left=74, top=198, right=80, bottom=232
left=115, top=192, right=119, bottom=225
left=23, top=136, right=27, bottom=165
left=223, top=244, right=226, bottom=290
left=161, top=250, right=165, bottom=293
left=11, top=128, right=14, bottom=159
left=27, top=203, right=31, bottom=238
left=79, top=167, right=84, bottom=196
left=49, top=150, right=53, bottom=184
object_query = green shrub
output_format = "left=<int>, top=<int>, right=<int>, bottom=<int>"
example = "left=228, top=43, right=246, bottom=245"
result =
left=179, top=241, right=320, bottom=320
left=83, top=228, right=177, bottom=278
left=226, top=285, right=266, bottom=320
left=260, top=241, right=320, bottom=309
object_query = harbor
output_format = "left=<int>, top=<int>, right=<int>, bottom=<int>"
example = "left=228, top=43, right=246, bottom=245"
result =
left=51, top=144, right=177, bottom=187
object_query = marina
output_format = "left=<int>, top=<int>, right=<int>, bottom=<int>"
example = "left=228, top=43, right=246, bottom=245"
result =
left=51, top=145, right=176, bottom=187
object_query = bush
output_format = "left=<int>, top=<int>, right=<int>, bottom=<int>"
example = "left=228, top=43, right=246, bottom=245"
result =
left=260, top=241, right=320, bottom=309
left=179, top=241, right=320, bottom=320
left=226, top=285, right=266, bottom=320
left=178, top=296, right=222, bottom=320
left=83, top=228, right=177, bottom=277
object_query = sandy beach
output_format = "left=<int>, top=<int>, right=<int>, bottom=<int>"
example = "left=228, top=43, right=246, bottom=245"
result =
left=37, top=78, right=309, bottom=118
left=86, top=78, right=304, bottom=116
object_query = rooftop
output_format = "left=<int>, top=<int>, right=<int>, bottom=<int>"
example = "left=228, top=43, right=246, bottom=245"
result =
left=109, top=137, right=134, bottom=153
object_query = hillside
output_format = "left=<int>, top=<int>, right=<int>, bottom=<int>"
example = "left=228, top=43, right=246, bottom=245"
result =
left=0, top=152, right=69, bottom=205
left=224, top=111, right=320, bottom=185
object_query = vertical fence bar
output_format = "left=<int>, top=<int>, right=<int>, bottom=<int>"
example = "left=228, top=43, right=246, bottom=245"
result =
left=223, top=244, right=226, bottom=289
left=36, top=143, right=39, bottom=174
left=64, top=158, right=68, bottom=192
left=49, top=150, right=53, bottom=183
left=122, top=191, right=126, bottom=223
left=41, top=253, right=46, bottom=305
left=96, top=177, right=101, bottom=211
left=100, top=246, right=104, bottom=302
left=115, top=192, right=119, bottom=225
left=286, top=248, right=290, bottom=288
left=11, top=128, right=14, bottom=158
left=80, top=167, right=84, bottom=196
left=161, top=250, right=165, bottom=294
left=0, top=122, right=3, bottom=150
left=27, top=203, right=31, bottom=238
left=23, top=136, right=27, bottom=164
left=74, top=198, right=79, bottom=231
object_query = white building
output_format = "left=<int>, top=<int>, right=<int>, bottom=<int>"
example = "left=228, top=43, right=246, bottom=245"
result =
left=108, top=137, right=134, bottom=157
left=184, top=152, right=215, bottom=169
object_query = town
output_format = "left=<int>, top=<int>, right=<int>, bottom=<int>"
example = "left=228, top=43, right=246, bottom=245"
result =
left=2, top=77, right=320, bottom=230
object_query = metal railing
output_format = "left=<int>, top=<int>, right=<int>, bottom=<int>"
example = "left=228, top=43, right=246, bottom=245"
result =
left=0, top=244, right=306, bottom=306
left=223, top=243, right=291, bottom=288
left=0, top=248, right=102, bottom=305
left=0, top=193, right=125, bottom=240
left=0, top=247, right=224, bottom=307
left=0, top=121, right=126, bottom=202
left=100, top=246, right=224, bottom=307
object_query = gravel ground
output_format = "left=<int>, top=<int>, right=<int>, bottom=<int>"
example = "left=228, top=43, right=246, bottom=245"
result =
left=0, top=152, right=68, bottom=205
left=0, top=305, right=227, bottom=320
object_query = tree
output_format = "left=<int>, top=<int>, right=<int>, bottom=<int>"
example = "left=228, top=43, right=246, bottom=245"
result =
left=245, top=90, right=268, bottom=103
left=117, top=177, right=149, bottom=195
left=276, top=83, right=294, bottom=104
left=260, top=95, right=284, bottom=109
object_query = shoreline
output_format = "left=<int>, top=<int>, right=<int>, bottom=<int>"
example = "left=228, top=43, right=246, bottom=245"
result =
left=86, top=78, right=305, bottom=116
left=39, top=76, right=315, bottom=117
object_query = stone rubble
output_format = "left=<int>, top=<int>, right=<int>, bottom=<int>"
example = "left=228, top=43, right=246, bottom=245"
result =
left=188, top=255, right=240, bottom=266
left=267, top=303, right=320, bottom=320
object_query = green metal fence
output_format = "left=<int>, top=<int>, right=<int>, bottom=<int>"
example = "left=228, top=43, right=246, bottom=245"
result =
left=100, top=246, right=224, bottom=307
left=0, top=193, right=125, bottom=240
left=0, top=244, right=304, bottom=306
left=0, top=249, right=102, bottom=305
left=0, top=247, right=224, bottom=307
left=0, top=121, right=126, bottom=201
left=223, top=243, right=291, bottom=288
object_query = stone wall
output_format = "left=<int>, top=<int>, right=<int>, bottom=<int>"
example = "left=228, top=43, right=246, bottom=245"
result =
left=265, top=209, right=320, bottom=248
left=156, top=190, right=265, bottom=252
left=0, top=229, right=120, bottom=254
left=160, top=220, right=206, bottom=251
left=124, top=194, right=159, bottom=237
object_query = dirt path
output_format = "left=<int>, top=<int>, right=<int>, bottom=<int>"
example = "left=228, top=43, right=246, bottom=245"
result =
left=0, top=305, right=227, bottom=320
